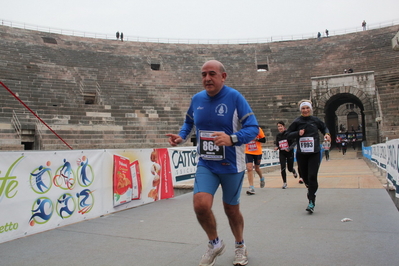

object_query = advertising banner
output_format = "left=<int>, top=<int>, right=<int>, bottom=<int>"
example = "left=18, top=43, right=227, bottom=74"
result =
left=130, top=160, right=142, bottom=200
left=169, top=147, right=198, bottom=184
left=260, top=148, right=279, bottom=167
left=371, top=143, right=387, bottom=169
left=0, top=150, right=104, bottom=244
left=113, top=154, right=133, bottom=206
left=0, top=148, right=175, bottom=244
left=386, top=139, right=399, bottom=197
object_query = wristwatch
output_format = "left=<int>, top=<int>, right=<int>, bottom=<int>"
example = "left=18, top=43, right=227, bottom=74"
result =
left=230, top=134, right=238, bottom=146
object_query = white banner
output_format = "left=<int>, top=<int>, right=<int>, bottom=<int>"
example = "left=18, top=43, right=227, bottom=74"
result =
left=261, top=148, right=280, bottom=167
left=168, top=147, right=198, bottom=184
left=371, top=143, right=387, bottom=170
left=0, top=150, right=104, bottom=243
left=386, top=139, right=399, bottom=198
left=0, top=148, right=175, bottom=244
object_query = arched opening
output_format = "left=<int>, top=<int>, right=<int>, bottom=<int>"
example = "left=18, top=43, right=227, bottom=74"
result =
left=324, top=93, right=365, bottom=150
left=347, top=111, right=360, bottom=132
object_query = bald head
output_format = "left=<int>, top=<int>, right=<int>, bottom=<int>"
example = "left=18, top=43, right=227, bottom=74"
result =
left=202, top=60, right=226, bottom=73
left=201, top=60, right=227, bottom=97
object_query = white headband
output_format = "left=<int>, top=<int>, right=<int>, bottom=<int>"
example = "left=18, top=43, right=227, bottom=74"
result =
left=299, top=102, right=312, bottom=111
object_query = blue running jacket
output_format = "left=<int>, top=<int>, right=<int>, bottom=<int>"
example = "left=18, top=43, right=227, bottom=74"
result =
left=178, top=85, right=259, bottom=173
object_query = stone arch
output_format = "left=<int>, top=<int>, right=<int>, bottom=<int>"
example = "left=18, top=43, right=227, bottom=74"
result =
left=313, top=86, right=377, bottom=146
left=311, top=72, right=380, bottom=146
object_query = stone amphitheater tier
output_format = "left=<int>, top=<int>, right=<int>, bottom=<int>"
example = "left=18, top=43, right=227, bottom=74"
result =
left=0, top=25, right=398, bottom=150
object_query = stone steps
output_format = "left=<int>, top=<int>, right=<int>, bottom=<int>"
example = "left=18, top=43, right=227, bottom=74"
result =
left=0, top=24, right=398, bottom=150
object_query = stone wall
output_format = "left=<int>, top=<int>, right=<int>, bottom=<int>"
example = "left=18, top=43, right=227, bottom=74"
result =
left=0, top=24, right=398, bottom=150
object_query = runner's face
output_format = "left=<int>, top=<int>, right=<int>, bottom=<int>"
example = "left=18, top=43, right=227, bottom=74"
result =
left=277, top=123, right=285, bottom=133
left=301, top=105, right=311, bottom=117
left=201, top=62, right=226, bottom=97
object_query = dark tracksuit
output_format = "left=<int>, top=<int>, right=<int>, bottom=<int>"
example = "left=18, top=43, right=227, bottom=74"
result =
left=275, top=131, right=297, bottom=183
left=286, top=116, right=329, bottom=203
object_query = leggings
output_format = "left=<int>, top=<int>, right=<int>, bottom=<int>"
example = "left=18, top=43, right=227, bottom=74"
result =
left=324, top=150, right=330, bottom=160
left=296, top=152, right=320, bottom=202
left=279, top=151, right=296, bottom=183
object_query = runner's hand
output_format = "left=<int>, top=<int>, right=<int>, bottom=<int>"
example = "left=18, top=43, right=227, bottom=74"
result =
left=211, top=132, right=233, bottom=146
left=165, top=134, right=183, bottom=146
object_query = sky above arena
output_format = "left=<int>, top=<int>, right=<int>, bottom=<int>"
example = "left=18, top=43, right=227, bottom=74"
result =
left=1, top=0, right=399, bottom=41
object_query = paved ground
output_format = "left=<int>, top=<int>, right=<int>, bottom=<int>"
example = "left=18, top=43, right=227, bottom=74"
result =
left=243, top=149, right=384, bottom=190
left=1, top=149, right=398, bottom=266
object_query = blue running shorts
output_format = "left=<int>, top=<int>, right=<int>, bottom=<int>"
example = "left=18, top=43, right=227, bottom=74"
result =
left=194, top=166, right=245, bottom=205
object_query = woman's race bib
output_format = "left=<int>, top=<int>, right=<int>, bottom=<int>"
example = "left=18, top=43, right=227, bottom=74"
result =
left=299, top=137, right=314, bottom=153
left=279, top=139, right=289, bottom=150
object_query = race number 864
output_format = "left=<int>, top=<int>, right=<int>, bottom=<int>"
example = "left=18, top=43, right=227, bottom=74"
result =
left=202, top=141, right=220, bottom=152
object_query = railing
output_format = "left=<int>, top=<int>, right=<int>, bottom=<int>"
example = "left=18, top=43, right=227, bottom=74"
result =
left=79, top=80, right=85, bottom=95
left=35, top=112, right=43, bottom=150
left=1, top=80, right=73, bottom=150
left=1, top=18, right=398, bottom=44
left=95, top=82, right=102, bottom=105
left=11, top=110, right=21, bottom=139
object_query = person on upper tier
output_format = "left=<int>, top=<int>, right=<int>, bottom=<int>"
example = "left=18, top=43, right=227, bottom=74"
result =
left=286, top=100, right=330, bottom=213
left=245, top=126, right=266, bottom=195
left=274, top=121, right=299, bottom=189
left=166, top=60, right=258, bottom=266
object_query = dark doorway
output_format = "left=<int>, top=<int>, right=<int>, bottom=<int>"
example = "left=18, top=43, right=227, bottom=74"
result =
left=323, top=93, right=365, bottom=149
left=22, top=142, right=34, bottom=150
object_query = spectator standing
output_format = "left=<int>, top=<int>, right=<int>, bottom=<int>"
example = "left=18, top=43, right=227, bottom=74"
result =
left=325, top=29, right=329, bottom=37
left=317, top=32, right=321, bottom=40
left=120, top=32, right=124, bottom=41
left=116, top=31, right=120, bottom=40
left=362, top=20, right=367, bottom=31
left=166, top=60, right=258, bottom=266
left=245, top=126, right=266, bottom=195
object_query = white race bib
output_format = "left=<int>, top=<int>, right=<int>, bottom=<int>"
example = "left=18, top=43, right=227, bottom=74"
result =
left=247, top=140, right=257, bottom=152
left=279, top=139, right=289, bottom=150
left=299, top=137, right=314, bottom=153
left=199, top=130, right=225, bottom=160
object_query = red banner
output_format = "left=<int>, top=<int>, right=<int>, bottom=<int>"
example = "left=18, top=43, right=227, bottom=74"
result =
left=113, top=155, right=133, bottom=206
left=149, top=149, right=174, bottom=200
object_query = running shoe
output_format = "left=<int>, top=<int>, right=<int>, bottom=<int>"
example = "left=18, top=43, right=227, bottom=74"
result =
left=282, top=183, right=287, bottom=189
left=306, top=201, right=315, bottom=213
left=233, top=244, right=248, bottom=266
left=299, top=178, right=304, bottom=184
left=260, top=178, right=265, bottom=188
left=246, top=188, right=255, bottom=195
left=293, top=172, right=298, bottom=178
left=199, top=240, right=226, bottom=266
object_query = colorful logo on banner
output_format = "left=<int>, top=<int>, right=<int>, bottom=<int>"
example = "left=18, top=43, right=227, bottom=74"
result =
left=170, top=148, right=197, bottom=182
left=29, top=197, right=54, bottom=226
left=28, top=155, right=95, bottom=226
left=0, top=156, right=23, bottom=203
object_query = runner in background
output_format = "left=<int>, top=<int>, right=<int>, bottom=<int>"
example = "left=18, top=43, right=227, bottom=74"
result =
left=322, top=137, right=331, bottom=161
left=274, top=121, right=299, bottom=189
left=245, top=127, right=266, bottom=195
